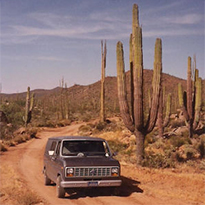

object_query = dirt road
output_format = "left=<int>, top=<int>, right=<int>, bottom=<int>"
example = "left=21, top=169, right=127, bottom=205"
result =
left=0, top=123, right=204, bottom=205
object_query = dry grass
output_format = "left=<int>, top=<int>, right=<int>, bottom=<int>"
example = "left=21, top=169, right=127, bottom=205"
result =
left=0, top=165, right=42, bottom=205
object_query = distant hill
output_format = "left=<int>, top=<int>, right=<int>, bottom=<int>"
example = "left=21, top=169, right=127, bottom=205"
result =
left=1, top=69, right=204, bottom=119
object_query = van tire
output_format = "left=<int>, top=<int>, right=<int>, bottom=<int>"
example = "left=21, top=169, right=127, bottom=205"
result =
left=56, top=175, right=65, bottom=198
left=44, top=169, right=51, bottom=185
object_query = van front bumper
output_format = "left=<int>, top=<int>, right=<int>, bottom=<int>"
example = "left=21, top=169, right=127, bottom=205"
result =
left=61, top=179, right=122, bottom=188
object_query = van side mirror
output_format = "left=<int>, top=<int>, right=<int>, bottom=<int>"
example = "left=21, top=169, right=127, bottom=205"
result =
left=48, top=150, right=54, bottom=156
left=112, top=152, right=118, bottom=156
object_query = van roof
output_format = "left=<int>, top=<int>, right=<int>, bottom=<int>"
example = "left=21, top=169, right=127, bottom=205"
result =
left=47, top=136, right=105, bottom=141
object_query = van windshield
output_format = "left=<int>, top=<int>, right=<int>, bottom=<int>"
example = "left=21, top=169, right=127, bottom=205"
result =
left=62, top=140, right=109, bottom=157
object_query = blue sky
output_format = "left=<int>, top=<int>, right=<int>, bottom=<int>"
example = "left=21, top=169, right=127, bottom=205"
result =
left=0, top=0, right=204, bottom=93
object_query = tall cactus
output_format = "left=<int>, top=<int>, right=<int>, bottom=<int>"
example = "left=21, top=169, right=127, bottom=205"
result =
left=100, top=40, right=107, bottom=122
left=178, top=56, right=202, bottom=137
left=24, top=87, right=34, bottom=127
left=116, top=4, right=162, bottom=165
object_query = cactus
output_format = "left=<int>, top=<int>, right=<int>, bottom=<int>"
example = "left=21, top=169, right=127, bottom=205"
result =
left=59, top=78, right=69, bottom=120
left=158, top=88, right=171, bottom=138
left=100, top=40, right=107, bottom=122
left=116, top=4, right=162, bottom=165
left=178, top=56, right=202, bottom=137
left=23, top=87, right=34, bottom=127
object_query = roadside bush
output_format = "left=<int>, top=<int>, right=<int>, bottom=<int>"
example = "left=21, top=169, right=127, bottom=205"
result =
left=0, top=142, right=8, bottom=152
left=142, top=152, right=175, bottom=168
left=197, top=135, right=205, bottom=158
left=78, top=124, right=94, bottom=136
left=107, top=139, right=129, bottom=154
left=175, top=144, right=200, bottom=162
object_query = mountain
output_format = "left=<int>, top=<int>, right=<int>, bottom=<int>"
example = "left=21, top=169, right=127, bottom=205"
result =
left=0, top=70, right=204, bottom=119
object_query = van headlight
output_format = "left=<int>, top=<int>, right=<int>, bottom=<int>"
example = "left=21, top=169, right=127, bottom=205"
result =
left=111, top=167, right=119, bottom=176
left=66, top=167, right=74, bottom=177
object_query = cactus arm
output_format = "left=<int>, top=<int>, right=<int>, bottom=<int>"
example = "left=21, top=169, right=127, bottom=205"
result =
left=116, top=41, right=134, bottom=132
left=132, top=26, right=144, bottom=130
left=157, top=87, right=163, bottom=137
left=130, top=34, right=134, bottom=120
left=24, top=86, right=30, bottom=127
left=163, top=93, right=171, bottom=127
left=178, top=83, right=189, bottom=121
left=193, top=77, right=202, bottom=129
left=132, top=4, right=139, bottom=32
left=187, top=56, right=193, bottom=120
left=29, top=93, right=35, bottom=112
left=146, top=38, right=162, bottom=133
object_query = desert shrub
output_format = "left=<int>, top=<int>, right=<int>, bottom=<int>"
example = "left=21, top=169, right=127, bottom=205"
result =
left=26, top=127, right=38, bottom=138
left=175, top=144, right=200, bottom=162
left=144, top=131, right=155, bottom=148
left=170, top=120, right=186, bottom=128
left=17, top=190, right=42, bottom=205
left=0, top=101, right=24, bottom=127
left=197, top=136, right=205, bottom=158
left=0, top=142, right=8, bottom=152
left=14, top=135, right=27, bottom=144
left=96, top=121, right=107, bottom=131
left=78, top=124, right=94, bottom=135
left=142, top=152, right=175, bottom=168
left=94, top=120, right=123, bottom=134
left=107, top=140, right=129, bottom=154
left=168, top=135, right=191, bottom=148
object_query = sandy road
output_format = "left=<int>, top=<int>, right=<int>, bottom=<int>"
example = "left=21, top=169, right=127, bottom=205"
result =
left=17, top=124, right=143, bottom=205
left=1, top=123, right=204, bottom=205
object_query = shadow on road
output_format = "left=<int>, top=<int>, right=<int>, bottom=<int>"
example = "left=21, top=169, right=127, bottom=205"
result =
left=65, top=176, right=143, bottom=199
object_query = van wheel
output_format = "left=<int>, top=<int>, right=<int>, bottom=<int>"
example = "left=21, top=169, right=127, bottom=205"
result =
left=56, top=175, right=65, bottom=198
left=44, top=169, right=51, bottom=185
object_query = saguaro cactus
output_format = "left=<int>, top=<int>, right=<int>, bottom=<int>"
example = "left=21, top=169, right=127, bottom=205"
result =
left=100, top=40, right=107, bottom=122
left=24, top=87, right=34, bottom=127
left=116, top=4, right=162, bottom=165
left=178, top=56, right=202, bottom=137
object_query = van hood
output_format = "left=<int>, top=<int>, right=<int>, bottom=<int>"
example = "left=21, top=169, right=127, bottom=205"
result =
left=63, top=156, right=120, bottom=167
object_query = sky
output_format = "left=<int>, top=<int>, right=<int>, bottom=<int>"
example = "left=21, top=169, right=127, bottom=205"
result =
left=0, top=0, right=204, bottom=94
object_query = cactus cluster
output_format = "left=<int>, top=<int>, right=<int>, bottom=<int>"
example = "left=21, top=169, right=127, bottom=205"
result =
left=178, top=56, right=202, bottom=137
left=116, top=4, right=163, bottom=165
left=23, top=87, right=35, bottom=127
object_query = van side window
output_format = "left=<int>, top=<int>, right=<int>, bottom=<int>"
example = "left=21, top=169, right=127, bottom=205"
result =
left=50, top=141, right=57, bottom=151
left=56, top=141, right=61, bottom=156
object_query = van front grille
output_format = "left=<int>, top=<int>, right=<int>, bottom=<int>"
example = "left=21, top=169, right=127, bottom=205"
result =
left=74, top=167, right=111, bottom=177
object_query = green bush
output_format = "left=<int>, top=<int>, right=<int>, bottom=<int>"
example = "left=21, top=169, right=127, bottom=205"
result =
left=142, top=152, right=175, bottom=168
left=168, top=136, right=191, bottom=148
left=107, top=140, right=129, bottom=154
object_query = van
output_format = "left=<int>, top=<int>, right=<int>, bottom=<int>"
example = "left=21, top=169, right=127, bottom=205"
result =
left=43, top=136, right=122, bottom=198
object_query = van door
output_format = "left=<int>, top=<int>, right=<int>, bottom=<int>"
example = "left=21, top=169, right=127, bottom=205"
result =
left=47, top=141, right=57, bottom=181
left=50, top=141, right=61, bottom=182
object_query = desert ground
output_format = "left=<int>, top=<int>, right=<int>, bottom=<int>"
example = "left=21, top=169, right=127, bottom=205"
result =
left=0, top=122, right=204, bottom=205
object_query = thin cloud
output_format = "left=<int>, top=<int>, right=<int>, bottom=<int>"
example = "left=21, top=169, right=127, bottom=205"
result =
left=163, top=14, right=203, bottom=25
left=143, top=27, right=204, bottom=37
